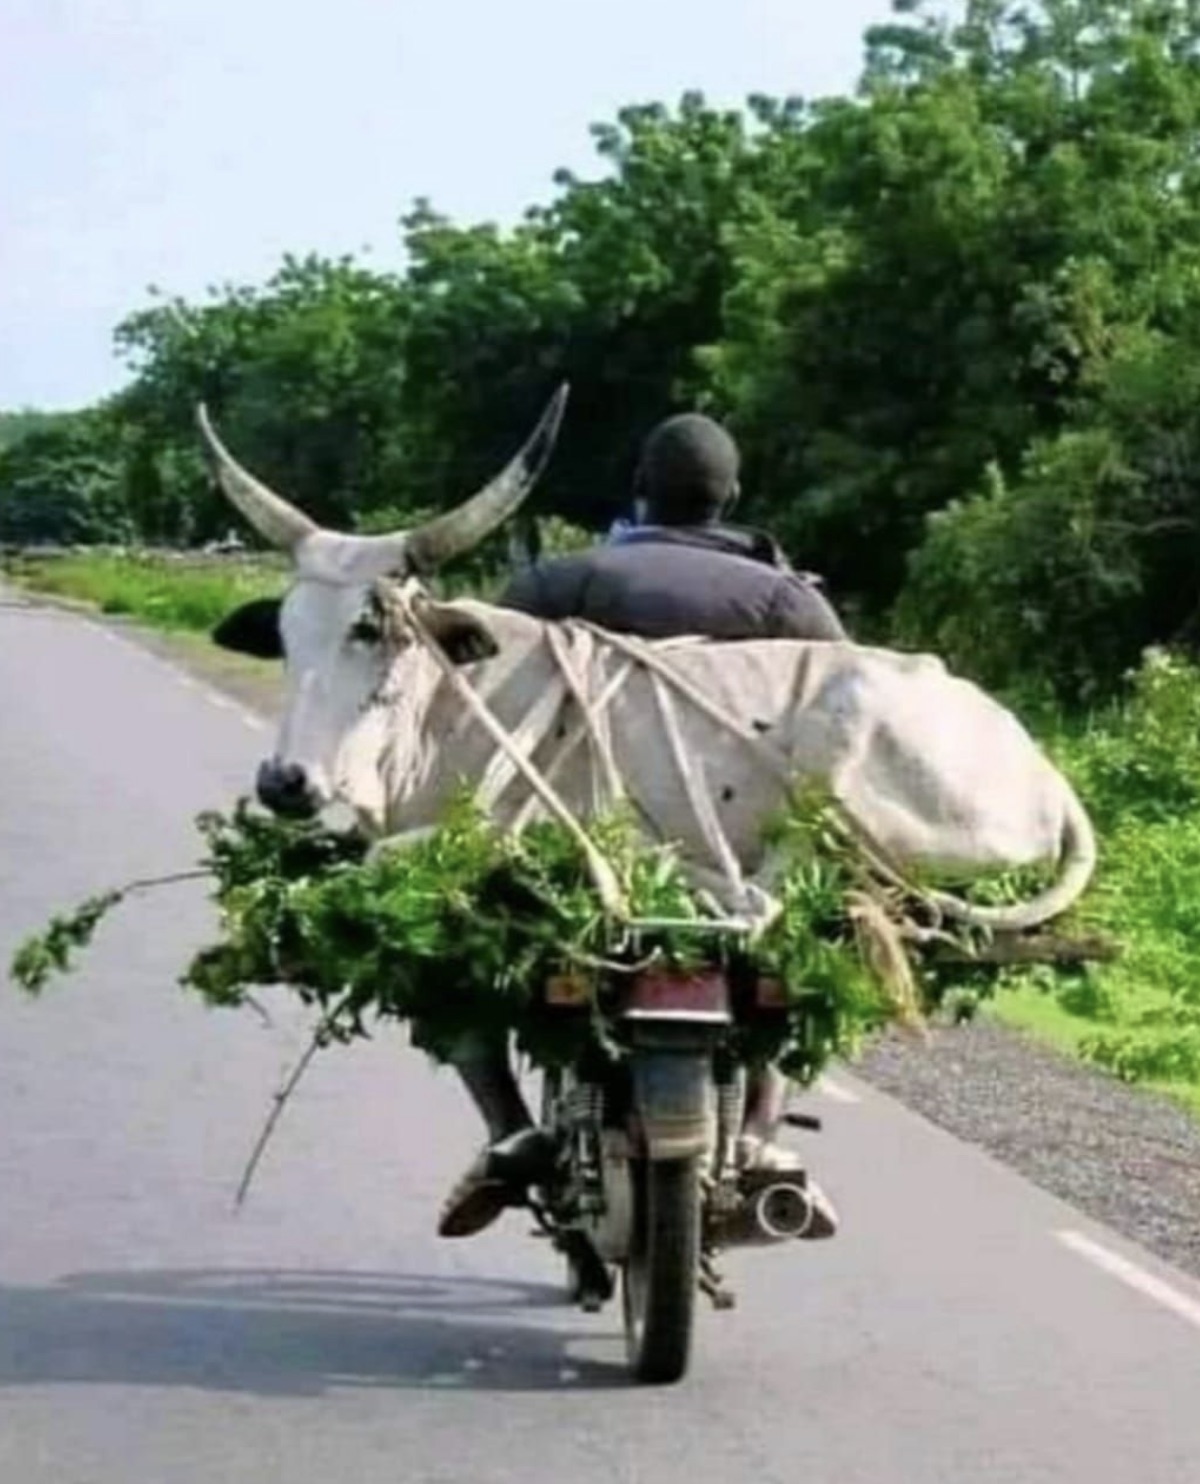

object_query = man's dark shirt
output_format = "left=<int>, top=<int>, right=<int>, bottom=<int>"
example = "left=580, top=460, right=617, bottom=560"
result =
left=499, top=524, right=847, bottom=642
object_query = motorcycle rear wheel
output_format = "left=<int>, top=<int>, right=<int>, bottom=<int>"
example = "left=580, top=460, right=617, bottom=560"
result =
left=621, top=1156, right=700, bottom=1384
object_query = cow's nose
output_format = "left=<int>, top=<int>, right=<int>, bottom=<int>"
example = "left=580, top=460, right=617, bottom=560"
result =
left=256, top=759, right=319, bottom=819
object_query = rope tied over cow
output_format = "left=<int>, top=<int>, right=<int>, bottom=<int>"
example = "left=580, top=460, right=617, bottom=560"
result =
left=398, top=579, right=796, bottom=923
left=387, top=578, right=1111, bottom=1023
left=188, top=387, right=1101, bottom=952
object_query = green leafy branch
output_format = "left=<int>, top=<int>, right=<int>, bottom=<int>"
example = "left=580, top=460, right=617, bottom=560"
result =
left=10, top=869, right=209, bottom=995
left=11, top=892, right=126, bottom=995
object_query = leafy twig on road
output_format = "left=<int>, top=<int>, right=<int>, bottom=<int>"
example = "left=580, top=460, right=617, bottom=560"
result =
left=233, top=994, right=353, bottom=1209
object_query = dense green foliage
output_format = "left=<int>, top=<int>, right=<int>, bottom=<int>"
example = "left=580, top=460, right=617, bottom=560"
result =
left=8, top=2, right=1200, bottom=695
left=1020, top=652, right=1200, bottom=1103
left=11, top=797, right=915, bottom=1086
left=10, top=891, right=123, bottom=995
left=0, top=410, right=133, bottom=546
left=0, top=409, right=72, bottom=451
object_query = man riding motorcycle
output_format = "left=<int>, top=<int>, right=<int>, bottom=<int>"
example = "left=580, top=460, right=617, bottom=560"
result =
left=440, top=411, right=848, bottom=1239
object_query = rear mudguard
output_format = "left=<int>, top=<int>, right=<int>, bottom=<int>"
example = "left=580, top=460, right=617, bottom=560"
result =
left=629, top=1047, right=713, bottom=1162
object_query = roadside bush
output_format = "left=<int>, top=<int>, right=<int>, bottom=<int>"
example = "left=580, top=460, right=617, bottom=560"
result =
left=895, top=433, right=1147, bottom=701
left=1006, top=652, right=1200, bottom=1107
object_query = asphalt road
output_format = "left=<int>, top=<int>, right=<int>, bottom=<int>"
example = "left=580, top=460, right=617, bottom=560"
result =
left=2, top=594, right=1198, bottom=1484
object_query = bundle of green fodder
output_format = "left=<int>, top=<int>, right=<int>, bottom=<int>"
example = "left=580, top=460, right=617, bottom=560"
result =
left=11, top=792, right=1097, bottom=1084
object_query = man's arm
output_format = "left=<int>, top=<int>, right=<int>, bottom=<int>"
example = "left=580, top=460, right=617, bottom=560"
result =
left=766, top=574, right=849, bottom=641
left=497, top=555, right=590, bottom=622
left=497, top=564, right=549, bottom=617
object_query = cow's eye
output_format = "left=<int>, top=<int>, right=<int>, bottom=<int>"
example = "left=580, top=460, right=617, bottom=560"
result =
left=348, top=614, right=384, bottom=646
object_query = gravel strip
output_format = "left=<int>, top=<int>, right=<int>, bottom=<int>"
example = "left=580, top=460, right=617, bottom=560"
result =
left=856, top=1019, right=1200, bottom=1280
left=14, top=589, right=1200, bottom=1279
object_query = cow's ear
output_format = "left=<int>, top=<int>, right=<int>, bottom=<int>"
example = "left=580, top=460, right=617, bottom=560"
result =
left=418, top=601, right=500, bottom=666
left=211, top=598, right=283, bottom=660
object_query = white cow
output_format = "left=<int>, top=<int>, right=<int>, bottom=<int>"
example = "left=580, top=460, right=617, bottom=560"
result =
left=198, top=394, right=1096, bottom=933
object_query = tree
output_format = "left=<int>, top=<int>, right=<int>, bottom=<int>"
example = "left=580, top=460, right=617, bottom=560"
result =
left=113, top=256, right=410, bottom=541
left=0, top=408, right=72, bottom=451
left=393, top=95, right=773, bottom=533
left=0, top=410, right=131, bottom=546
left=899, top=315, right=1200, bottom=698
left=715, top=0, right=1200, bottom=621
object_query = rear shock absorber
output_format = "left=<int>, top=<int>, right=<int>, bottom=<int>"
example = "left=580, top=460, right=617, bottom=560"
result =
left=713, top=1065, right=746, bottom=1188
left=567, top=1079, right=606, bottom=1213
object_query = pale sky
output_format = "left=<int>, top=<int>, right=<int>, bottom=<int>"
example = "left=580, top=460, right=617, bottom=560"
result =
left=1, top=0, right=898, bottom=410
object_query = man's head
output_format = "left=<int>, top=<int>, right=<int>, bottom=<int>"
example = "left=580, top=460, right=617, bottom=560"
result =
left=634, top=413, right=741, bottom=527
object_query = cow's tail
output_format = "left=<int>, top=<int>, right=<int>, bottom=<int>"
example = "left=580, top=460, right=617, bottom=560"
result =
left=925, top=778, right=1097, bottom=934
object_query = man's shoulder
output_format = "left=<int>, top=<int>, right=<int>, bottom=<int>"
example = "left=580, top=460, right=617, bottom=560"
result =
left=499, top=549, right=595, bottom=618
left=765, top=570, right=848, bottom=641
left=621, top=522, right=810, bottom=574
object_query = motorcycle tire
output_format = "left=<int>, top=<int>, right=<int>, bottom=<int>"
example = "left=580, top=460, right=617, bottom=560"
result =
left=621, top=1156, right=700, bottom=1384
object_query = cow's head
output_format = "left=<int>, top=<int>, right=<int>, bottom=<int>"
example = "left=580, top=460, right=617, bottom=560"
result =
left=199, top=386, right=567, bottom=822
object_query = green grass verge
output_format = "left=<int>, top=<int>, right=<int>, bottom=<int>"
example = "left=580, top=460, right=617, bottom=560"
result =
left=989, top=991, right=1200, bottom=1118
left=1, top=551, right=286, bottom=632
left=975, top=652, right=1200, bottom=1118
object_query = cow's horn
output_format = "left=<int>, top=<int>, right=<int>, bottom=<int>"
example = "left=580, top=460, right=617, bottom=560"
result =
left=195, top=404, right=318, bottom=552
left=403, top=383, right=569, bottom=573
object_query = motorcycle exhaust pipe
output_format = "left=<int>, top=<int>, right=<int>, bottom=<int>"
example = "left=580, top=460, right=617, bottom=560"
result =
left=753, top=1179, right=817, bottom=1241
left=709, top=1175, right=818, bottom=1248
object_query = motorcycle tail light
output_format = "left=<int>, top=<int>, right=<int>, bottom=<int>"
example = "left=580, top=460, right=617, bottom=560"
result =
left=623, top=967, right=731, bottom=1020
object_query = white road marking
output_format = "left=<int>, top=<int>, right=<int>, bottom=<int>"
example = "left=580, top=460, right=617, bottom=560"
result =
left=5, top=595, right=270, bottom=730
left=80, top=616, right=270, bottom=731
left=187, top=679, right=271, bottom=733
left=1056, top=1229, right=1200, bottom=1332
left=816, top=1074, right=862, bottom=1104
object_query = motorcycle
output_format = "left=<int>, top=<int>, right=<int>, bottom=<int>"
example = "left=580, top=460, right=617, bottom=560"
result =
left=513, top=921, right=826, bottom=1385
